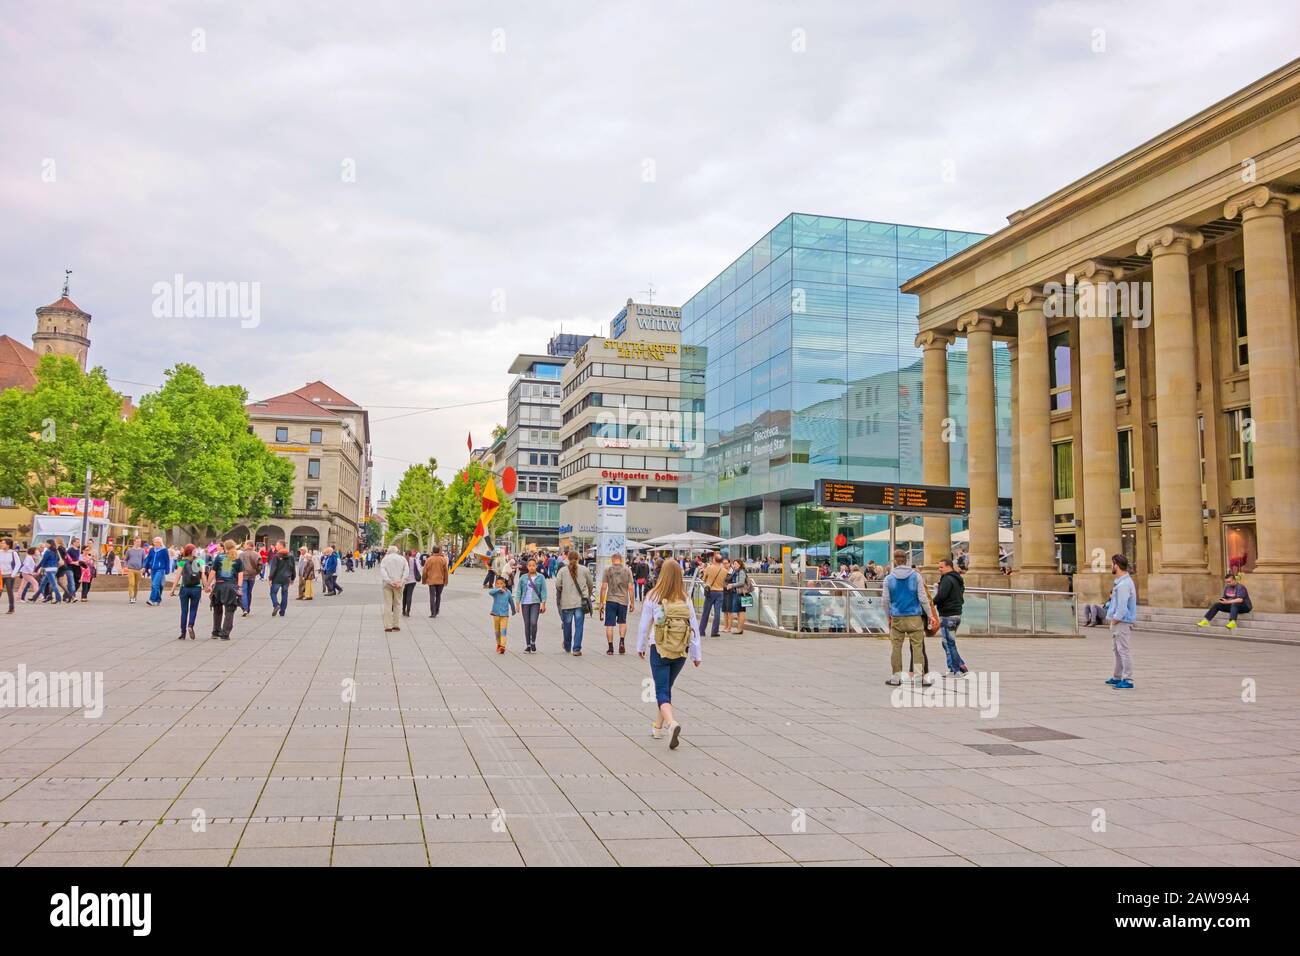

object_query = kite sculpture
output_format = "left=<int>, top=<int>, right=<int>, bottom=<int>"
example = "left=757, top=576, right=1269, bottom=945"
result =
left=449, top=474, right=500, bottom=574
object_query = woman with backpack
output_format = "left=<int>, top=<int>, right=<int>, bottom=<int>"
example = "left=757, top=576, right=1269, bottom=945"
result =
left=724, top=558, right=750, bottom=634
left=635, top=559, right=701, bottom=750
left=206, top=539, right=244, bottom=640
left=174, top=543, right=205, bottom=640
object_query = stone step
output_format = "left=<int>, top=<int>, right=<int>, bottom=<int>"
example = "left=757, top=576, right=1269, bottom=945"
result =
left=1137, top=606, right=1300, bottom=625
left=1127, top=622, right=1300, bottom=646
left=1134, top=611, right=1300, bottom=633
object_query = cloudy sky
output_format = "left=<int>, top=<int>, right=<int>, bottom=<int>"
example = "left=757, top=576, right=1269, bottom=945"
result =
left=2, top=0, right=1297, bottom=497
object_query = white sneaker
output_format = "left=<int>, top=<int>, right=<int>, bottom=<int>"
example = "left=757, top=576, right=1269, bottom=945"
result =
left=666, top=721, right=683, bottom=750
left=650, top=724, right=662, bottom=739
left=916, top=673, right=934, bottom=687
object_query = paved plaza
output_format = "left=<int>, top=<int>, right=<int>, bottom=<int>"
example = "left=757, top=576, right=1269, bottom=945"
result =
left=1, top=569, right=1298, bottom=867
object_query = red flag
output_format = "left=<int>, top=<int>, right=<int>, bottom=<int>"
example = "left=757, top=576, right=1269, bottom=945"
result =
left=467, top=432, right=473, bottom=452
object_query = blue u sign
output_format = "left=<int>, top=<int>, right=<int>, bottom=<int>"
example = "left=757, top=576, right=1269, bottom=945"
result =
left=599, top=485, right=626, bottom=507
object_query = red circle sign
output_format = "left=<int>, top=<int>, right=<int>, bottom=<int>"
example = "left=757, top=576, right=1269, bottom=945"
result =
left=502, top=466, right=517, bottom=495
left=835, top=533, right=847, bottom=548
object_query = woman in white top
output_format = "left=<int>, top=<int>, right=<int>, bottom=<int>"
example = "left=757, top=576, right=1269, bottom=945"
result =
left=0, top=538, right=18, bottom=614
left=635, top=559, right=702, bottom=750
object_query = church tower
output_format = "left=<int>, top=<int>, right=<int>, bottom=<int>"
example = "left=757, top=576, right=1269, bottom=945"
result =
left=31, top=270, right=91, bottom=370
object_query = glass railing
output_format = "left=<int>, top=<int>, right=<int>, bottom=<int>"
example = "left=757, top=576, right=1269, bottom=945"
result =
left=720, top=580, right=1078, bottom=637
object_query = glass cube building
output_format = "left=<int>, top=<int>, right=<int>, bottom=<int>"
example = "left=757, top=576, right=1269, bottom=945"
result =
left=679, top=213, right=1012, bottom=565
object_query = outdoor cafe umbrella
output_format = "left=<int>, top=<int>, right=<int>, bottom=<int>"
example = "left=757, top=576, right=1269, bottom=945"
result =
left=951, top=526, right=1015, bottom=544
left=855, top=525, right=926, bottom=543
left=745, top=532, right=806, bottom=545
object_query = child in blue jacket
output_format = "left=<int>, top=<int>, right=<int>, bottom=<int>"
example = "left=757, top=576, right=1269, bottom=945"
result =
left=488, top=576, right=517, bottom=654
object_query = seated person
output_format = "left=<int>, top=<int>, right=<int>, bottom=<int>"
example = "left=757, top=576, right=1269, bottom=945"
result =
left=1198, top=574, right=1252, bottom=629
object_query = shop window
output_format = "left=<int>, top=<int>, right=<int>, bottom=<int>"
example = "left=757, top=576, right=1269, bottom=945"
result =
left=1224, top=523, right=1256, bottom=574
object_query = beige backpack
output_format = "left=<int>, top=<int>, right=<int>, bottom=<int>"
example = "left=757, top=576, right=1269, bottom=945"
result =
left=654, top=600, right=693, bottom=660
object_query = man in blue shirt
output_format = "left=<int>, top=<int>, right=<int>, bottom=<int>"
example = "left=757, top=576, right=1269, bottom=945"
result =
left=321, top=546, right=342, bottom=596
left=144, top=536, right=172, bottom=606
left=1104, top=553, right=1138, bottom=689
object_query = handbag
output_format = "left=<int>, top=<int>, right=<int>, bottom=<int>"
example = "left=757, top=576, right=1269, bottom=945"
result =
left=919, top=576, right=939, bottom=636
left=568, top=565, right=592, bottom=616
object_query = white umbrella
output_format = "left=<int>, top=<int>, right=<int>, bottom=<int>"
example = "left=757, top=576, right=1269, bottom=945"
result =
left=718, top=534, right=757, bottom=546
left=663, top=531, right=723, bottom=547
left=951, top=526, right=1014, bottom=544
left=855, top=525, right=926, bottom=543
left=639, top=533, right=681, bottom=546
left=746, top=532, right=806, bottom=545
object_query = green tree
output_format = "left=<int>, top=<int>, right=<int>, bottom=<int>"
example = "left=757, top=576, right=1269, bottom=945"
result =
left=121, top=364, right=294, bottom=540
left=0, top=355, right=130, bottom=511
left=443, top=460, right=514, bottom=546
left=359, top=517, right=384, bottom=548
left=490, top=423, right=507, bottom=443
left=385, top=457, right=446, bottom=551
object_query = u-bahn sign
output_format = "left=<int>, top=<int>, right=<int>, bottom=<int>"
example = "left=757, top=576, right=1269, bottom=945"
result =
left=815, top=479, right=970, bottom=516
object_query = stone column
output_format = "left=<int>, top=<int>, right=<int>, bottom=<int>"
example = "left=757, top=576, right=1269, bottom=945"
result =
left=1135, top=226, right=1216, bottom=607
left=956, top=311, right=1003, bottom=584
left=1072, top=259, right=1124, bottom=604
left=1008, top=338, right=1020, bottom=572
left=917, top=330, right=953, bottom=570
left=1224, top=186, right=1300, bottom=611
left=1007, top=288, right=1068, bottom=590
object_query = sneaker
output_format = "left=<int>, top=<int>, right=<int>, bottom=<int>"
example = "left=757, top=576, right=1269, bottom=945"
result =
left=188, top=628, right=196, bottom=641
left=1112, top=679, right=1134, bottom=689
left=572, top=650, right=582, bottom=656
left=619, top=639, right=626, bottom=655
left=885, top=676, right=902, bottom=686
left=220, top=636, right=230, bottom=641
left=1196, top=619, right=1209, bottom=627
left=177, top=633, right=186, bottom=640
left=667, top=721, right=683, bottom=750
left=650, top=724, right=662, bottom=739
left=1105, top=677, right=1120, bottom=685
left=917, top=674, right=934, bottom=687
left=1225, top=620, right=1237, bottom=629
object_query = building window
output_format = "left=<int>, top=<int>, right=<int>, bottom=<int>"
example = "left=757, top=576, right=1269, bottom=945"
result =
left=1112, top=315, right=1127, bottom=395
left=1117, top=429, right=1134, bottom=491
left=1226, top=406, right=1254, bottom=480
left=275, top=426, right=289, bottom=442
left=1224, top=522, right=1256, bottom=574
left=306, top=491, right=319, bottom=510
left=310, top=428, right=323, bottom=444
left=307, top=459, right=321, bottom=480
left=1232, top=268, right=1249, bottom=369
left=1052, top=441, right=1073, bottom=500
left=1049, top=331, right=1072, bottom=411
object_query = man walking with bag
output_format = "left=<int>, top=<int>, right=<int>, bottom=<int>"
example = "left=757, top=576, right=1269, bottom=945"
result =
left=422, top=545, right=449, bottom=618
left=881, top=549, right=937, bottom=687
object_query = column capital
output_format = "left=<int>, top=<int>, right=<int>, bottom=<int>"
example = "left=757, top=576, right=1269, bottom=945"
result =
left=914, top=329, right=954, bottom=350
left=1006, top=287, right=1048, bottom=312
left=956, top=310, right=1003, bottom=335
left=1068, top=258, right=1125, bottom=283
left=1223, top=184, right=1300, bottom=221
left=1136, top=225, right=1205, bottom=258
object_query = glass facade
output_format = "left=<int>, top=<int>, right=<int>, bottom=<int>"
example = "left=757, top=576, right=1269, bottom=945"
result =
left=679, top=214, right=1007, bottom=522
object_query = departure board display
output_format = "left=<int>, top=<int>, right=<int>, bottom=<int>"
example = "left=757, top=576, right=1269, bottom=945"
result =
left=815, top=480, right=970, bottom=515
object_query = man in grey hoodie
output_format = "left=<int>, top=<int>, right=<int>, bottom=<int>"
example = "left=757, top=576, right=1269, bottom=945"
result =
left=880, top=550, right=936, bottom=686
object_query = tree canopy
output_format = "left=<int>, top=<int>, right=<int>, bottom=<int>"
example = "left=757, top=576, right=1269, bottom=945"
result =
left=0, top=355, right=131, bottom=511
left=120, top=364, right=294, bottom=538
left=385, top=457, right=446, bottom=551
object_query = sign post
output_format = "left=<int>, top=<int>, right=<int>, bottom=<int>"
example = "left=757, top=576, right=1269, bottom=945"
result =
left=595, top=484, right=627, bottom=594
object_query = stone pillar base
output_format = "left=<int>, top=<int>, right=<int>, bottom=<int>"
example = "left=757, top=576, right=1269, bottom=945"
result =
left=1072, top=571, right=1114, bottom=606
left=1011, top=571, right=1070, bottom=593
left=1241, top=571, right=1300, bottom=613
left=1146, top=571, right=1219, bottom=609
left=962, top=571, right=1013, bottom=590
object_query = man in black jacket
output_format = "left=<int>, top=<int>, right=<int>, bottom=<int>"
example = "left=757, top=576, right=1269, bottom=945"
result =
left=934, top=558, right=969, bottom=677
left=267, top=541, right=296, bottom=618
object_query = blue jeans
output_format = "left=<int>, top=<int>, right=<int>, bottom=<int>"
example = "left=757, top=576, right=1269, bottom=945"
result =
left=700, top=589, right=724, bottom=637
left=178, top=585, right=202, bottom=632
left=41, top=569, right=62, bottom=602
left=241, top=578, right=254, bottom=612
left=270, top=582, right=288, bottom=613
left=939, top=615, right=966, bottom=672
left=149, top=568, right=167, bottom=604
left=649, top=645, right=687, bottom=705
left=561, top=607, right=585, bottom=651
left=61, top=566, right=78, bottom=599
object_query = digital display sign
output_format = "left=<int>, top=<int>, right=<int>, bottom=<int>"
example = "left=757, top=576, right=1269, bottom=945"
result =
left=815, top=479, right=970, bottom=516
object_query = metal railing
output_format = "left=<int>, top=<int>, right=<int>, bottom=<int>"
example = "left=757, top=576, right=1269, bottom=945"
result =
left=690, top=577, right=1077, bottom=637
